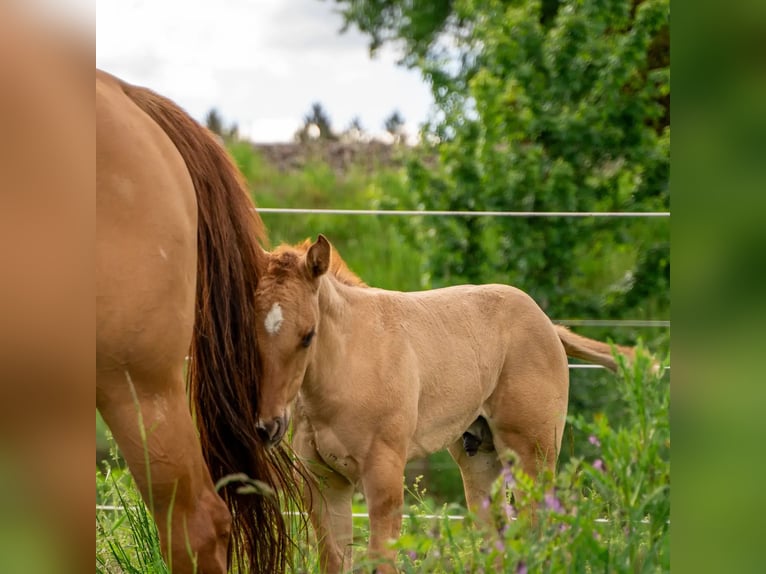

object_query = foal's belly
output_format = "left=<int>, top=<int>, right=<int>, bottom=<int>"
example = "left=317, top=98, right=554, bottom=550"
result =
left=407, top=402, right=486, bottom=460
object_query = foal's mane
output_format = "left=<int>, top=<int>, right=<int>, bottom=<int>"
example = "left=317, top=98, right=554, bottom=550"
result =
left=272, top=239, right=367, bottom=287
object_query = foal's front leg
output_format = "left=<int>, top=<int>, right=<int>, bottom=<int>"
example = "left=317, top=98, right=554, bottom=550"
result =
left=360, top=443, right=407, bottom=573
left=293, top=423, right=354, bottom=574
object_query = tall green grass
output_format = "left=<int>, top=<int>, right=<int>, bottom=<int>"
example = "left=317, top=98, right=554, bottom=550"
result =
left=228, top=142, right=426, bottom=293
left=96, top=347, right=669, bottom=572
left=96, top=451, right=167, bottom=574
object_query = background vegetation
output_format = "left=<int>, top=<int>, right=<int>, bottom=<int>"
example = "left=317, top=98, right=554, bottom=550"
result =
left=97, top=0, right=669, bottom=569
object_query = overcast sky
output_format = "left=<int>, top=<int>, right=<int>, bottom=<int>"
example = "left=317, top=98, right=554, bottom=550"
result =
left=96, top=0, right=434, bottom=143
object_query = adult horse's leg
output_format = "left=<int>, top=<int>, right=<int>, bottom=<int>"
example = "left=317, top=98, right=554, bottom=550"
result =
left=360, top=443, right=407, bottom=574
left=97, top=69, right=231, bottom=572
left=97, top=369, right=231, bottom=574
left=293, top=421, right=354, bottom=574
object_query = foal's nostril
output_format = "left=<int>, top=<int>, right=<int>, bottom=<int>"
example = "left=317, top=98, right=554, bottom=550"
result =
left=256, top=418, right=282, bottom=445
left=255, top=425, right=271, bottom=443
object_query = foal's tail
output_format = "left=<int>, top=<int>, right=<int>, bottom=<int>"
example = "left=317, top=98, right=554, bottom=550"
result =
left=554, top=325, right=637, bottom=373
left=119, top=79, right=303, bottom=572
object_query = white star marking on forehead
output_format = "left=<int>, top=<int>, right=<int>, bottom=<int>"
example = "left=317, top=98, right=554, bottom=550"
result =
left=264, top=303, right=284, bottom=335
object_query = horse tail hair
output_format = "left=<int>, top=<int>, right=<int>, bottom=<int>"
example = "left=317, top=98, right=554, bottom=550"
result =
left=119, top=79, right=305, bottom=572
left=554, top=325, right=637, bottom=373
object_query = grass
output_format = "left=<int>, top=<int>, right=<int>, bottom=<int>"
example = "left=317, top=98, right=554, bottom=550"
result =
left=96, top=456, right=167, bottom=574
left=96, top=347, right=669, bottom=573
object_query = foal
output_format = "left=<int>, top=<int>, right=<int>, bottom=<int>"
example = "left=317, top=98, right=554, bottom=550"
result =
left=253, top=236, right=637, bottom=573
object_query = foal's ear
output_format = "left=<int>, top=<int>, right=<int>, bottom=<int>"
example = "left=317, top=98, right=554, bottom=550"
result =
left=305, top=234, right=331, bottom=280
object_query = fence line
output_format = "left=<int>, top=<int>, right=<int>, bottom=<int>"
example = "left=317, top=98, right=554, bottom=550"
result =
left=179, top=358, right=668, bottom=370
left=569, top=364, right=669, bottom=371
left=257, top=208, right=670, bottom=218
left=555, top=319, right=669, bottom=328
left=95, top=505, right=650, bottom=524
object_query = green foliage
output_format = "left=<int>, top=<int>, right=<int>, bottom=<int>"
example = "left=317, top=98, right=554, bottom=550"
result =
left=335, top=0, right=454, bottom=62
left=227, top=141, right=426, bottom=291
left=336, top=0, right=670, bottom=320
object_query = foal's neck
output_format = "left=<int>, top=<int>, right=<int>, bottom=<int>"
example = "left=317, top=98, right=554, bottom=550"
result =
left=316, top=273, right=351, bottom=320
left=303, top=275, right=357, bottom=389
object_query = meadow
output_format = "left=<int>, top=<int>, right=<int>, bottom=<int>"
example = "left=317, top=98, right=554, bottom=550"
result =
left=97, top=341, right=669, bottom=573
left=96, top=143, right=669, bottom=573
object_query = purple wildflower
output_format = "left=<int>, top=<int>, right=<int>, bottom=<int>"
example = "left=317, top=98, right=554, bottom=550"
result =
left=544, top=490, right=564, bottom=514
left=504, top=502, right=516, bottom=521
left=593, top=459, right=605, bottom=472
left=588, top=435, right=601, bottom=447
left=516, top=560, right=528, bottom=574
left=495, top=540, right=505, bottom=553
left=501, top=465, right=516, bottom=488
left=481, top=497, right=490, bottom=510
left=407, top=550, right=417, bottom=561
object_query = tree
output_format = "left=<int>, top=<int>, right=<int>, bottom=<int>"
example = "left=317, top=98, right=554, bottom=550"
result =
left=335, top=0, right=669, bottom=320
left=205, top=108, right=224, bottom=136
left=295, top=102, right=338, bottom=142
left=384, top=110, right=406, bottom=144
left=205, top=108, right=239, bottom=141
left=341, top=116, right=367, bottom=143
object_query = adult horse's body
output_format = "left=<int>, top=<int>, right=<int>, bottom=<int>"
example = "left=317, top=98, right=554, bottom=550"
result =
left=96, top=70, right=299, bottom=573
left=252, top=236, right=637, bottom=573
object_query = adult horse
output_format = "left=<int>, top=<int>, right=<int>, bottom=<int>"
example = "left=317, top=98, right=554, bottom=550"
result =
left=251, top=236, right=638, bottom=574
left=97, top=70, right=301, bottom=573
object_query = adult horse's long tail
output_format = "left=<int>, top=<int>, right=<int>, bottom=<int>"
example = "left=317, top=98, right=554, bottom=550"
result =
left=119, top=80, right=302, bottom=572
left=554, top=325, right=637, bottom=373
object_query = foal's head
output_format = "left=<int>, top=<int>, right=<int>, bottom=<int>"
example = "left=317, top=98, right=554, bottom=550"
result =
left=254, top=235, right=331, bottom=447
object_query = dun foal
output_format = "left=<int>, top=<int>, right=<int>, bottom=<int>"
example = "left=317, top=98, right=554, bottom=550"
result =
left=253, top=236, right=637, bottom=573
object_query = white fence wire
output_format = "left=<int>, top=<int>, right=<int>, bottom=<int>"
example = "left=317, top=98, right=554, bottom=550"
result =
left=257, top=208, right=670, bottom=218
left=95, top=505, right=652, bottom=524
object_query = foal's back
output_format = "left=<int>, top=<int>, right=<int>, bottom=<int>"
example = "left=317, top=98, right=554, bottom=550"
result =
left=341, top=282, right=568, bottom=457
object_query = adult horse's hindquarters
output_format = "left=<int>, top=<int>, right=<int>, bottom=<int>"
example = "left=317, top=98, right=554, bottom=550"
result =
left=96, top=70, right=301, bottom=574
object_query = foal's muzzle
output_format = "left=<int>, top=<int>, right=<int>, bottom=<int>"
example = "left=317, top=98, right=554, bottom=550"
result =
left=256, top=415, right=287, bottom=448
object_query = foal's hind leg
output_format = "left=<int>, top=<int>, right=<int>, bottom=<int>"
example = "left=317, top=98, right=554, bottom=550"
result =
left=97, top=368, right=231, bottom=574
left=448, top=440, right=503, bottom=522
left=484, top=363, right=569, bottom=522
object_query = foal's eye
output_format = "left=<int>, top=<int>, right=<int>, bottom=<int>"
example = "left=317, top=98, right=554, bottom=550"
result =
left=300, top=328, right=315, bottom=348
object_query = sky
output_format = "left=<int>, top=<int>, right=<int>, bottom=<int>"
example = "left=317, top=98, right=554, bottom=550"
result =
left=96, top=0, right=434, bottom=143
